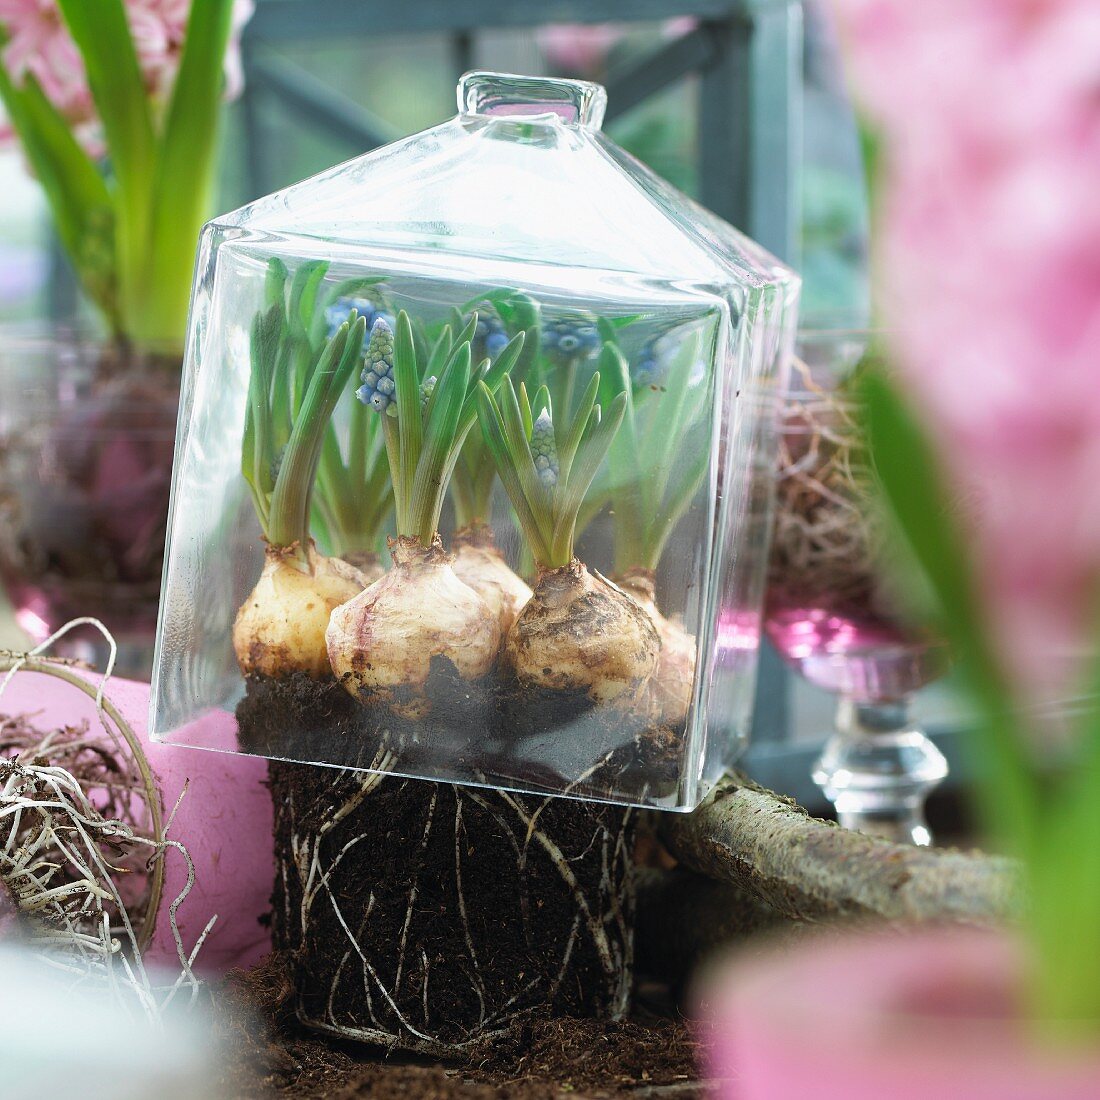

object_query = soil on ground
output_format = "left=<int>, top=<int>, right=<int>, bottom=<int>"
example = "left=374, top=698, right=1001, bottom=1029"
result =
left=215, top=955, right=704, bottom=1099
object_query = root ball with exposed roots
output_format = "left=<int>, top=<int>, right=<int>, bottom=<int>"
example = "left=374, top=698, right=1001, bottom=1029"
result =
left=506, top=560, right=659, bottom=704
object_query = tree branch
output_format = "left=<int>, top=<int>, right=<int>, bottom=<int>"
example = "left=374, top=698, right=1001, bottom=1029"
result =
left=659, top=774, right=1019, bottom=925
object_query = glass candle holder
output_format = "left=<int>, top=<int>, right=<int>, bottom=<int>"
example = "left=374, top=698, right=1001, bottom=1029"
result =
left=764, top=328, right=948, bottom=845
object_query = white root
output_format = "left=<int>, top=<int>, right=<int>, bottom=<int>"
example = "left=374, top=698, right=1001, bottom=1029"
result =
left=451, top=523, right=532, bottom=636
left=506, top=560, right=659, bottom=704
left=327, top=534, right=500, bottom=718
left=0, top=620, right=211, bottom=1024
left=233, top=542, right=367, bottom=679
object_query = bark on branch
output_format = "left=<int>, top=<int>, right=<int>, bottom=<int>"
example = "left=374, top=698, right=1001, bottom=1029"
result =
left=659, top=774, right=1019, bottom=925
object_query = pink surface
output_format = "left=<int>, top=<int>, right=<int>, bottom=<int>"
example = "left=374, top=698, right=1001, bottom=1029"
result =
left=0, top=668, right=272, bottom=974
left=702, top=928, right=1100, bottom=1100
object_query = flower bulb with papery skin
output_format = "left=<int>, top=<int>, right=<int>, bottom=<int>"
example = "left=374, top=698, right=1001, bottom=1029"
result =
left=617, top=568, right=696, bottom=727
left=506, top=560, right=659, bottom=704
left=327, top=534, right=500, bottom=718
left=451, top=523, right=532, bottom=636
left=233, top=543, right=368, bottom=679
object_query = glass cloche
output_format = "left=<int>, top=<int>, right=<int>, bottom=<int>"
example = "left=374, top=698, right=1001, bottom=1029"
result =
left=150, top=72, right=800, bottom=811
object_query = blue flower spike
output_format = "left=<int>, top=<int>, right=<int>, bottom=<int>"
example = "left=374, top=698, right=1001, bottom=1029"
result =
left=473, top=313, right=510, bottom=360
left=420, top=375, right=437, bottom=407
left=531, top=407, right=559, bottom=487
left=327, top=296, right=394, bottom=342
left=542, top=317, right=600, bottom=362
left=633, top=336, right=669, bottom=389
left=355, top=317, right=397, bottom=414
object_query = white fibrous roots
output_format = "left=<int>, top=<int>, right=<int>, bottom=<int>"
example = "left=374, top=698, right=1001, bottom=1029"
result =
left=769, top=360, right=881, bottom=610
left=233, top=542, right=368, bottom=679
left=617, top=569, right=695, bottom=727
left=506, top=560, right=659, bottom=704
left=451, top=523, right=532, bottom=636
left=327, top=534, right=501, bottom=717
left=0, top=641, right=209, bottom=1017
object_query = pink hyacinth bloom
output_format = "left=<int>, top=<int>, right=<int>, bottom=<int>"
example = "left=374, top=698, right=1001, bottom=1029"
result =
left=537, top=23, right=623, bottom=76
left=832, top=0, right=1100, bottom=709
left=0, top=0, right=254, bottom=154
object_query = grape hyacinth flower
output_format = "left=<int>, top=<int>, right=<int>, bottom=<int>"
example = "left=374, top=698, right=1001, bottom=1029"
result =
left=541, top=317, right=600, bottom=362
left=531, top=408, right=559, bottom=487
left=326, top=296, right=393, bottom=341
left=420, top=375, right=437, bottom=407
left=356, top=317, right=397, bottom=415
left=473, top=313, right=510, bottom=360
left=633, top=338, right=669, bottom=389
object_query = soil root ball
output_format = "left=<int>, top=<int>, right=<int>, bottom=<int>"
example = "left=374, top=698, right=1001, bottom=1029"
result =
left=268, top=760, right=636, bottom=1056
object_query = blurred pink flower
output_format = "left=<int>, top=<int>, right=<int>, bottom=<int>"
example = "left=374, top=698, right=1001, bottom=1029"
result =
left=537, top=23, right=622, bottom=76
left=0, top=0, right=254, bottom=153
left=834, top=0, right=1100, bottom=705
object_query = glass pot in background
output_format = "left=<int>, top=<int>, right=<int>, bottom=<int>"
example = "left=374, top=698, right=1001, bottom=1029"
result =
left=764, top=328, right=948, bottom=845
left=0, top=330, right=179, bottom=676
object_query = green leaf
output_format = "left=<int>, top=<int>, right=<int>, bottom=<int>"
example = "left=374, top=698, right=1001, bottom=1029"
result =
left=268, top=315, right=365, bottom=549
left=858, top=369, right=1036, bottom=855
left=557, top=372, right=600, bottom=487
left=497, top=375, right=547, bottom=529
left=458, top=331, right=524, bottom=438
left=0, top=62, right=117, bottom=328
left=145, top=0, right=235, bottom=346
left=477, top=382, right=550, bottom=565
left=410, top=343, right=470, bottom=541
left=265, top=258, right=289, bottom=312
left=517, top=382, right=535, bottom=441
left=551, top=395, right=625, bottom=562
left=57, top=0, right=155, bottom=333
left=393, top=311, right=423, bottom=511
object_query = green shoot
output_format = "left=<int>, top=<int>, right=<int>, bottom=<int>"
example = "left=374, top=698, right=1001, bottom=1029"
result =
left=860, top=366, right=1100, bottom=1039
left=477, top=373, right=626, bottom=570
left=250, top=259, right=394, bottom=561
left=366, top=310, right=525, bottom=545
left=581, top=327, right=711, bottom=574
left=241, top=303, right=366, bottom=568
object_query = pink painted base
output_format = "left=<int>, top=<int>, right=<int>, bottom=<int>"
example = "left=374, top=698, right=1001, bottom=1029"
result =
left=702, top=928, right=1100, bottom=1100
left=0, top=668, right=272, bottom=974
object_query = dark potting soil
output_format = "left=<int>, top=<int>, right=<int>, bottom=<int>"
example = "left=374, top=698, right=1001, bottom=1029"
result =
left=236, top=665, right=682, bottom=805
left=215, top=953, right=703, bottom=1099
left=263, top=754, right=636, bottom=1055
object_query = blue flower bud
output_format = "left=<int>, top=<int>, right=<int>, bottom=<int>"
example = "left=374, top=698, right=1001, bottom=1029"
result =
left=270, top=444, right=286, bottom=485
left=471, top=311, right=510, bottom=362
left=356, top=317, right=397, bottom=414
left=542, top=317, right=599, bottom=362
left=326, top=296, right=378, bottom=339
left=531, top=408, right=559, bottom=487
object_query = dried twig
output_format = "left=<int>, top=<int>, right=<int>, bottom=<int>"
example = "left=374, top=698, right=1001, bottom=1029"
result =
left=661, top=773, right=1020, bottom=925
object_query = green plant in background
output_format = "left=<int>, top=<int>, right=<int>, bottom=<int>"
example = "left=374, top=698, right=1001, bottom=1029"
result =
left=0, top=0, right=248, bottom=352
left=233, top=283, right=367, bottom=679
left=477, top=373, right=659, bottom=705
left=862, top=369, right=1100, bottom=1041
left=326, top=313, right=525, bottom=716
